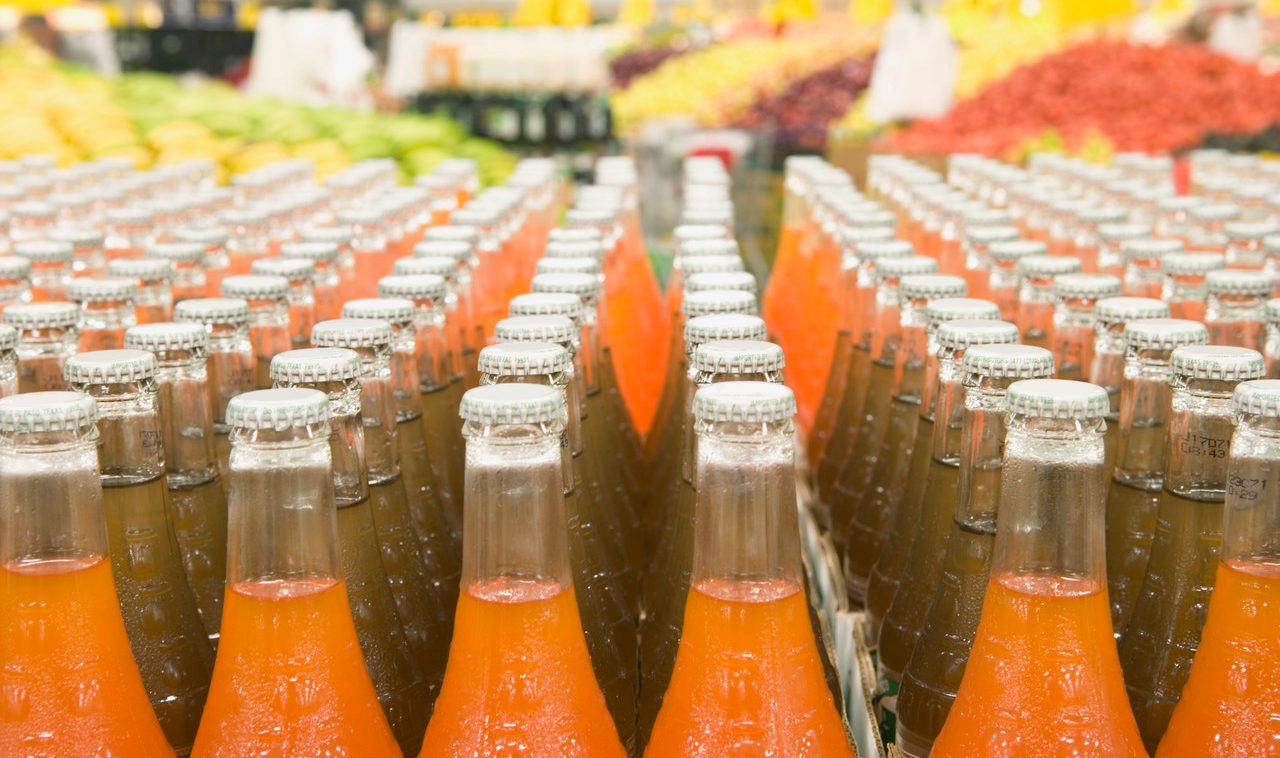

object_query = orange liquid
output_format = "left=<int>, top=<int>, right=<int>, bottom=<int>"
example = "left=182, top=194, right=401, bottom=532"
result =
left=932, top=573, right=1145, bottom=757
left=1157, top=561, right=1280, bottom=757
left=765, top=223, right=802, bottom=348
left=193, top=578, right=400, bottom=757
left=421, top=579, right=624, bottom=757
left=227, top=248, right=268, bottom=277
left=645, top=579, right=854, bottom=757
left=78, top=326, right=127, bottom=352
left=0, top=557, right=173, bottom=757
left=353, top=248, right=396, bottom=301
left=605, top=229, right=668, bottom=438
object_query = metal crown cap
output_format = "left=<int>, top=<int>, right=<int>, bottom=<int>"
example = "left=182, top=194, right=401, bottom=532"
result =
left=220, top=208, right=269, bottom=226
left=423, top=225, right=479, bottom=245
left=221, top=275, right=288, bottom=300
left=1161, top=251, right=1225, bottom=275
left=450, top=207, right=500, bottom=227
left=691, top=340, right=784, bottom=374
left=900, top=274, right=967, bottom=300
left=959, top=208, right=1013, bottom=225
left=681, top=207, right=733, bottom=226
left=395, top=256, right=456, bottom=278
left=1076, top=206, right=1128, bottom=224
left=838, top=226, right=895, bottom=246
left=226, top=388, right=329, bottom=430
left=1188, top=202, right=1242, bottom=222
left=509, top=293, right=583, bottom=319
left=936, top=319, right=1020, bottom=349
left=460, top=383, right=562, bottom=425
left=1225, top=220, right=1280, bottom=241
left=988, top=240, right=1047, bottom=261
left=0, top=324, right=13, bottom=351
left=252, top=258, right=316, bottom=280
left=335, top=207, right=384, bottom=226
left=413, top=240, right=472, bottom=262
left=965, top=225, right=1019, bottom=244
left=297, top=227, right=353, bottom=247
left=378, top=274, right=447, bottom=300
left=478, top=342, right=570, bottom=377
left=11, top=201, right=54, bottom=219
left=342, top=298, right=415, bottom=325
left=147, top=241, right=205, bottom=263
left=1007, top=379, right=1109, bottom=419
left=678, top=255, right=744, bottom=276
left=875, top=255, right=937, bottom=280
left=14, top=240, right=73, bottom=262
left=1171, top=345, right=1265, bottom=381
left=49, top=227, right=104, bottom=247
left=536, top=258, right=601, bottom=277
left=1267, top=298, right=1280, bottom=324
left=548, top=227, right=604, bottom=244
left=1018, top=255, right=1082, bottom=277
left=682, top=289, right=757, bottom=317
left=685, top=314, right=767, bottom=345
left=0, top=391, right=97, bottom=433
left=1094, top=297, right=1171, bottom=323
left=1206, top=269, right=1274, bottom=296
left=67, top=277, right=138, bottom=303
left=545, top=239, right=606, bottom=261
left=494, top=315, right=577, bottom=345
left=852, top=239, right=912, bottom=261
left=4, top=302, right=79, bottom=329
left=64, top=349, right=157, bottom=385
left=693, top=381, right=795, bottom=424
left=1098, top=223, right=1150, bottom=242
left=672, top=224, right=728, bottom=244
left=566, top=207, right=616, bottom=226
left=531, top=273, right=600, bottom=298
left=1123, top=318, right=1209, bottom=352
left=1233, top=380, right=1280, bottom=417
left=1052, top=273, right=1122, bottom=300
left=962, top=343, right=1055, bottom=378
left=1121, top=238, right=1183, bottom=260
left=270, top=347, right=362, bottom=384
left=175, top=227, right=230, bottom=246
left=124, top=322, right=208, bottom=353
left=684, top=271, right=758, bottom=294
left=174, top=297, right=250, bottom=326
left=108, top=258, right=172, bottom=281
left=311, top=318, right=393, bottom=349
left=926, top=298, right=1001, bottom=326
left=678, top=238, right=740, bottom=259
left=0, top=256, right=31, bottom=279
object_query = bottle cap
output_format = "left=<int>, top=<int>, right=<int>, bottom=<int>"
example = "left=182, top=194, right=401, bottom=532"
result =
left=852, top=239, right=913, bottom=261
left=311, top=318, right=393, bottom=350
left=147, top=241, right=205, bottom=264
left=531, top=273, right=601, bottom=298
left=693, top=380, right=795, bottom=423
left=691, top=340, right=785, bottom=374
left=124, top=322, right=208, bottom=353
left=395, top=256, right=456, bottom=278
left=565, top=207, right=616, bottom=227
left=251, top=258, right=315, bottom=280
left=1233, top=379, right=1280, bottom=417
left=494, top=315, right=577, bottom=345
left=837, top=225, right=895, bottom=247
left=844, top=209, right=895, bottom=229
left=297, top=227, right=353, bottom=247
left=107, top=258, right=172, bottom=282
left=925, top=298, right=1000, bottom=326
left=1170, top=345, right=1265, bottom=381
left=64, top=349, right=156, bottom=384
left=672, top=224, right=728, bottom=245
left=270, top=347, right=362, bottom=384
left=450, top=207, right=500, bottom=227
left=0, top=324, right=13, bottom=351
left=221, top=275, right=288, bottom=300
left=1098, top=223, right=1150, bottom=243
left=681, top=207, right=732, bottom=226
left=226, top=387, right=329, bottom=430
left=174, top=297, right=250, bottom=327
left=1018, top=255, right=1082, bottom=278
left=378, top=274, right=447, bottom=301
left=684, top=271, right=758, bottom=294
left=962, top=343, right=1055, bottom=379
left=875, top=256, right=937, bottom=280
left=1161, top=251, right=1225, bottom=275
left=678, top=255, right=745, bottom=276
left=341, top=298, right=415, bottom=325
left=509, top=293, right=583, bottom=320
left=1206, top=269, right=1274, bottom=296
left=478, top=342, right=571, bottom=377
left=11, top=201, right=55, bottom=220
left=1267, top=298, right=1280, bottom=325
left=1158, top=194, right=1207, bottom=213
left=220, top=208, right=270, bottom=227
left=48, top=228, right=104, bottom=248
left=1188, top=202, right=1242, bottom=223
left=460, top=383, right=562, bottom=425
left=685, top=314, right=767, bottom=344
left=67, top=277, right=138, bottom=303
left=682, top=289, right=757, bottom=317
left=0, top=391, right=97, bottom=433
left=3, top=301, right=79, bottom=329
left=1007, top=378, right=1109, bottom=419
left=1123, top=318, right=1209, bottom=352
left=965, top=225, right=1019, bottom=245
left=1121, top=238, right=1183, bottom=261
left=14, top=240, right=73, bottom=263
left=411, top=241, right=470, bottom=265
left=1052, top=273, right=1122, bottom=300
left=936, top=319, right=1020, bottom=350
left=334, top=207, right=384, bottom=227
left=535, top=258, right=601, bottom=277
left=423, top=225, right=479, bottom=246
left=548, top=227, right=604, bottom=244
left=1076, top=206, right=1128, bottom=224
left=678, top=238, right=740, bottom=259
left=1094, top=297, right=1170, bottom=323
left=0, top=256, right=31, bottom=279
left=174, top=227, right=229, bottom=247
left=1224, top=220, right=1279, bottom=241
left=545, top=239, right=606, bottom=261
left=988, top=240, right=1047, bottom=261
left=901, top=274, right=967, bottom=300
left=959, top=208, right=1013, bottom=226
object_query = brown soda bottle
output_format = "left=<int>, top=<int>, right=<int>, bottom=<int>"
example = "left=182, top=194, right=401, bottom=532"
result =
left=1118, top=345, right=1265, bottom=752
left=4, top=301, right=78, bottom=392
left=1121, top=238, right=1182, bottom=299
left=64, top=348, right=215, bottom=755
left=420, top=226, right=482, bottom=386
left=220, top=274, right=290, bottom=390
left=17, top=239, right=74, bottom=302
left=1090, top=296, right=1172, bottom=479
left=1204, top=268, right=1272, bottom=352
left=148, top=240, right=208, bottom=305
left=1161, top=250, right=1224, bottom=322
left=107, top=258, right=173, bottom=324
left=1049, top=273, right=1120, bottom=382
left=1105, top=318, right=1209, bottom=637
left=845, top=273, right=968, bottom=616
left=124, top=322, right=230, bottom=649
left=894, top=344, right=1055, bottom=758
left=251, top=257, right=317, bottom=351
left=269, top=346, right=431, bottom=754
left=173, top=297, right=254, bottom=480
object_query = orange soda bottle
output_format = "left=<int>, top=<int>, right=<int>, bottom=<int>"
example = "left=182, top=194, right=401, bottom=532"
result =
left=219, top=208, right=271, bottom=277
left=1014, top=254, right=1081, bottom=351
left=1204, top=268, right=1272, bottom=352
left=1158, top=379, right=1280, bottom=757
left=1267, top=299, right=1280, bottom=378
left=420, top=226, right=482, bottom=384
left=191, top=388, right=400, bottom=757
left=69, top=277, right=137, bottom=352
left=1072, top=206, right=1129, bottom=272
left=17, top=239, right=73, bottom=302
left=959, top=224, right=1018, bottom=302
left=220, top=275, right=291, bottom=390
left=1223, top=220, right=1276, bottom=269
left=414, top=174, right=461, bottom=227
left=0, top=255, right=32, bottom=314
left=1049, top=273, right=1121, bottom=382
left=281, top=241, right=343, bottom=321
left=449, top=205, right=507, bottom=341
left=4, top=301, right=78, bottom=392
left=1118, top=345, right=1266, bottom=752
left=173, top=227, right=231, bottom=299
left=984, top=240, right=1045, bottom=321
left=149, top=241, right=208, bottom=305
left=1186, top=202, right=1241, bottom=255
left=0, top=391, right=173, bottom=757
left=108, top=258, right=173, bottom=324
left=932, top=379, right=1146, bottom=757
left=103, top=206, right=154, bottom=262
left=763, top=157, right=823, bottom=353
left=299, top=226, right=358, bottom=304
left=1096, top=222, right=1150, bottom=279
left=646, top=382, right=854, bottom=757
left=338, top=206, right=395, bottom=301
left=173, top=297, right=255, bottom=479
left=51, top=226, right=107, bottom=278
left=251, top=258, right=317, bottom=351
left=8, top=200, right=55, bottom=244
left=1160, top=251, right=1224, bottom=322
left=0, top=324, right=13, bottom=397
left=1121, top=238, right=1181, bottom=299
left=423, top=383, right=626, bottom=756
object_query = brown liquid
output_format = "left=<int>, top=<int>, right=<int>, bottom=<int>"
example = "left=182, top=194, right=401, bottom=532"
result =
left=17, top=353, right=69, bottom=393
left=830, top=358, right=895, bottom=587
left=809, top=331, right=853, bottom=471
left=1106, top=480, right=1161, bottom=636
left=102, top=476, right=215, bottom=755
left=420, top=385, right=465, bottom=545
left=167, top=476, right=228, bottom=647
left=815, top=345, right=871, bottom=503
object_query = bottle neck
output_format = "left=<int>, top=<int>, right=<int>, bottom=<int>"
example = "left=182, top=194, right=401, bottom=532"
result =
left=954, top=376, right=1019, bottom=530
left=80, top=300, right=137, bottom=331
left=1018, top=278, right=1055, bottom=338
left=352, top=347, right=400, bottom=483
left=895, top=299, right=931, bottom=401
left=1165, top=380, right=1236, bottom=500
left=1163, top=273, right=1207, bottom=305
left=684, top=370, right=785, bottom=485
left=1113, top=350, right=1175, bottom=483
left=0, top=429, right=108, bottom=568
left=155, top=357, right=219, bottom=487
left=579, top=295, right=604, bottom=393
left=79, top=381, right=166, bottom=485
left=247, top=298, right=288, bottom=327
left=930, top=350, right=967, bottom=462
left=388, top=323, right=425, bottom=421
left=871, top=280, right=903, bottom=361
left=1222, top=414, right=1280, bottom=567
left=1089, top=320, right=1128, bottom=416
left=277, top=378, right=369, bottom=506
left=410, top=299, right=454, bottom=390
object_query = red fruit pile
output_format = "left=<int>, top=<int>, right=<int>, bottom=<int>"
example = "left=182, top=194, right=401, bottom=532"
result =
left=733, top=55, right=875, bottom=151
left=887, top=41, right=1280, bottom=155
left=610, top=45, right=691, bottom=89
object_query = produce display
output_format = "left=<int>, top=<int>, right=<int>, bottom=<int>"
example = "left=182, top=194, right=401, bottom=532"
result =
left=609, top=43, right=693, bottom=89
left=731, top=55, right=875, bottom=152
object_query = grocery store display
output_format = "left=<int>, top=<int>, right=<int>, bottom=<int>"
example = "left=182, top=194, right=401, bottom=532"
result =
left=732, top=55, right=875, bottom=152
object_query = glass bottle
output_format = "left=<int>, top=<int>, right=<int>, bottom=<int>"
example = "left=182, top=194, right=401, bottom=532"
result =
left=1118, top=345, right=1265, bottom=752
left=220, top=275, right=290, bottom=390
left=102, top=207, right=154, bottom=262
left=1015, top=254, right=1081, bottom=351
left=50, top=226, right=106, bottom=278
left=3, top=301, right=78, bottom=392
left=64, top=349, right=215, bottom=754
left=1090, top=296, right=1172, bottom=477
left=1121, top=238, right=1181, bottom=298
left=932, top=379, right=1145, bottom=756
left=173, top=226, right=230, bottom=298
left=1050, top=273, right=1121, bottom=381
left=8, top=200, right=55, bottom=243
left=107, top=258, right=172, bottom=325
left=986, top=239, right=1045, bottom=321
left=173, top=297, right=254, bottom=480
left=1159, top=379, right=1280, bottom=756
left=1187, top=202, right=1242, bottom=254
left=124, top=322, right=228, bottom=648
left=219, top=208, right=271, bottom=277
left=1096, top=222, right=1150, bottom=278
left=147, top=241, right=206, bottom=305
left=1155, top=195, right=1206, bottom=244
left=17, top=239, right=73, bottom=302
left=960, top=224, right=1018, bottom=301
left=191, top=388, right=400, bottom=755
left=647, top=382, right=854, bottom=756
left=419, top=226, right=481, bottom=383
left=1223, top=219, right=1278, bottom=269
left=251, top=257, right=317, bottom=352
left=1204, top=268, right=1272, bottom=352
left=69, top=277, right=138, bottom=353
left=1267, top=298, right=1280, bottom=379
left=0, top=391, right=172, bottom=756
left=335, top=207, right=391, bottom=301
left=0, top=324, right=13, bottom=397
left=410, top=239, right=473, bottom=391
left=269, top=346, right=430, bottom=754
left=894, top=343, right=1055, bottom=758
left=280, top=241, right=342, bottom=321
left=1161, top=250, right=1225, bottom=322
left=0, top=254, right=32, bottom=313
left=422, top=384, right=626, bottom=756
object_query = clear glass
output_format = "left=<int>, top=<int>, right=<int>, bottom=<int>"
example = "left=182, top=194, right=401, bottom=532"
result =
left=245, top=296, right=290, bottom=390
left=78, top=297, right=137, bottom=352
left=1206, top=292, right=1266, bottom=353
left=14, top=324, right=76, bottom=393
